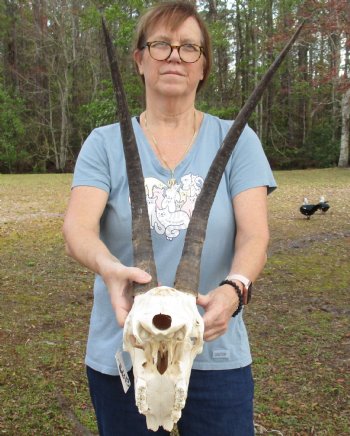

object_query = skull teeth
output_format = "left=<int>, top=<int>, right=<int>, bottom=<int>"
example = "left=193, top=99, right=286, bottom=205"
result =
left=135, top=380, right=148, bottom=413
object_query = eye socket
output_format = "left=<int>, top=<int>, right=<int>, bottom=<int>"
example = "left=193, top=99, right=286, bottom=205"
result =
left=137, top=327, right=151, bottom=341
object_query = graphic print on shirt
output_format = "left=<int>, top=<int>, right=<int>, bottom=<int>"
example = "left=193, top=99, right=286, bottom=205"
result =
left=144, top=173, right=204, bottom=241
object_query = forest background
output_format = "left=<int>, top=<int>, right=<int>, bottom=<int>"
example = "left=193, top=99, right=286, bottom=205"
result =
left=1, top=0, right=350, bottom=174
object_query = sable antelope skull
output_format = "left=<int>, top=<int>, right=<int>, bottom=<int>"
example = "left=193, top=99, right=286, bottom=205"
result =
left=123, top=286, right=204, bottom=431
left=102, top=17, right=304, bottom=432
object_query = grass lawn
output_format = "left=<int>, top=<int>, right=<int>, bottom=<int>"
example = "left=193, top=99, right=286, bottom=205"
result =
left=0, top=168, right=349, bottom=435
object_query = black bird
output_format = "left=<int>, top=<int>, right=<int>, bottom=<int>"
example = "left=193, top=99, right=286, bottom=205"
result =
left=317, top=196, right=330, bottom=213
left=300, top=198, right=319, bottom=219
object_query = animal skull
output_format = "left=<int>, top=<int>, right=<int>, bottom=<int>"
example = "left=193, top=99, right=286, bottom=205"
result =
left=123, top=286, right=204, bottom=431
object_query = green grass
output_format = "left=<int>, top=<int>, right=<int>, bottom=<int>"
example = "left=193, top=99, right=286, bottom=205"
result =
left=1, top=169, right=349, bottom=435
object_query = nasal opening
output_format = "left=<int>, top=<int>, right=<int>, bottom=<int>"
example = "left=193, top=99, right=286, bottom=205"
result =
left=152, top=313, right=172, bottom=330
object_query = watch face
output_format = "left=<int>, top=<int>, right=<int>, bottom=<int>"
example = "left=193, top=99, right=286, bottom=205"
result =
left=240, top=283, right=252, bottom=305
left=247, top=284, right=252, bottom=304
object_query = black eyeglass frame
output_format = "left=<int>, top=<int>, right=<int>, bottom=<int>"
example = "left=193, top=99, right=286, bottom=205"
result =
left=143, top=41, right=204, bottom=63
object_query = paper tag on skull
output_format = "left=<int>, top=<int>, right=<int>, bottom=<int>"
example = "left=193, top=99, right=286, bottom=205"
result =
left=115, top=350, right=131, bottom=393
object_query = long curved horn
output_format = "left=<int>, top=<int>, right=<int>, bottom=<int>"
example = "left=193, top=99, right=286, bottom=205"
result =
left=175, top=21, right=305, bottom=295
left=101, top=17, right=157, bottom=294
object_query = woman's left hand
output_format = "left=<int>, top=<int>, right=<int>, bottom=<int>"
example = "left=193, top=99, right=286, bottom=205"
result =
left=196, top=285, right=239, bottom=341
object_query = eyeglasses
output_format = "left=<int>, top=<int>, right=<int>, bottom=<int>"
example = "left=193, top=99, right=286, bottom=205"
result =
left=143, top=41, right=204, bottom=63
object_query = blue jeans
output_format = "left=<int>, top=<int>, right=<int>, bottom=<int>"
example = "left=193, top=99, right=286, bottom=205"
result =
left=87, top=365, right=254, bottom=436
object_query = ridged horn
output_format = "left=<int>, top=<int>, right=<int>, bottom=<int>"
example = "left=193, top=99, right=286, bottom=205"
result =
left=174, top=21, right=305, bottom=295
left=101, top=17, right=157, bottom=294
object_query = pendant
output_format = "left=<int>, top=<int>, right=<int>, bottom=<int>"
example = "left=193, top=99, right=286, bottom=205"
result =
left=168, top=177, right=176, bottom=188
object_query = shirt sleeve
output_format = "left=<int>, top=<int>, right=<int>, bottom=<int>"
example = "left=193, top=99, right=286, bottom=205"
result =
left=72, top=128, right=111, bottom=193
left=228, top=124, right=277, bottom=198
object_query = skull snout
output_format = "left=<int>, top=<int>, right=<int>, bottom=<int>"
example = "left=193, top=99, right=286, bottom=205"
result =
left=152, top=313, right=172, bottom=330
left=123, top=288, right=205, bottom=431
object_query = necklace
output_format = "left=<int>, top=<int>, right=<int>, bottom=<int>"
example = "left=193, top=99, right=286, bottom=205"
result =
left=144, top=111, right=198, bottom=187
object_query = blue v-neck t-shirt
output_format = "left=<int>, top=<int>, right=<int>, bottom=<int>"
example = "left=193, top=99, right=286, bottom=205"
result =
left=72, top=113, right=277, bottom=375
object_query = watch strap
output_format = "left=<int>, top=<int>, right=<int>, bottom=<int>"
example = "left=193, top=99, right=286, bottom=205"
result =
left=226, top=274, right=252, bottom=305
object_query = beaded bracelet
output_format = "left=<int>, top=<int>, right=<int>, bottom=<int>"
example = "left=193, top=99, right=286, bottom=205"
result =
left=219, top=279, right=243, bottom=318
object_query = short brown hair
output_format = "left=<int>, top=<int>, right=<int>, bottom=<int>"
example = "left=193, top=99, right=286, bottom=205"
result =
left=134, top=1, right=212, bottom=92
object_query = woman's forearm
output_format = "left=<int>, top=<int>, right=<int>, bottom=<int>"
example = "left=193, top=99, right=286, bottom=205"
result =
left=230, top=186, right=270, bottom=284
left=229, top=233, right=269, bottom=283
left=63, top=223, right=120, bottom=276
left=62, top=186, right=121, bottom=277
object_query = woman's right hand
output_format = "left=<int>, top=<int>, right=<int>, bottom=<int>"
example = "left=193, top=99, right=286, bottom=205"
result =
left=100, top=260, right=152, bottom=327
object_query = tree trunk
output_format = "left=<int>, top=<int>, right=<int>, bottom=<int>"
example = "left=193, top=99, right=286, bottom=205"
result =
left=58, top=71, right=69, bottom=171
left=297, top=41, right=309, bottom=145
left=345, top=33, right=349, bottom=77
left=4, top=0, right=19, bottom=90
left=234, top=0, right=243, bottom=106
left=338, top=88, right=350, bottom=167
left=32, top=0, right=49, bottom=168
left=207, top=0, right=229, bottom=105
left=329, top=33, right=341, bottom=142
left=264, top=0, right=274, bottom=145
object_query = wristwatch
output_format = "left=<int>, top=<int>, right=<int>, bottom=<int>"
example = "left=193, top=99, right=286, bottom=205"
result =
left=226, top=274, right=252, bottom=305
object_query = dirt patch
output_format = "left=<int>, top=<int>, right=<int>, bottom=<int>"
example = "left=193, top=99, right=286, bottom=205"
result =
left=269, top=231, right=350, bottom=254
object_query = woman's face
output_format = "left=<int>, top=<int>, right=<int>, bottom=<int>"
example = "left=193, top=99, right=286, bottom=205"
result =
left=134, top=17, right=205, bottom=100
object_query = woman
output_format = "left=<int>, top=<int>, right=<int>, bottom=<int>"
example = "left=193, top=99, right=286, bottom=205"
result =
left=63, top=1, right=276, bottom=435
